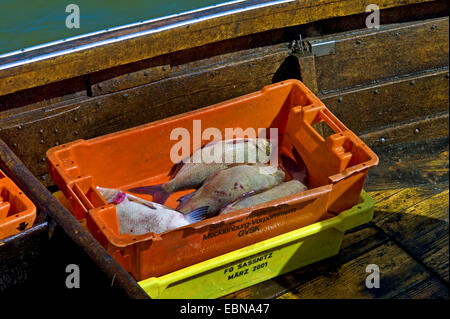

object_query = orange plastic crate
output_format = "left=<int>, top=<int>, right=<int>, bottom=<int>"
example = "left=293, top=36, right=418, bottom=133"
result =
left=0, top=169, right=37, bottom=240
left=47, top=80, right=378, bottom=280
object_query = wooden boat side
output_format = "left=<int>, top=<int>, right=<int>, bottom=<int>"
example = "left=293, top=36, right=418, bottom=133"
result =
left=0, top=0, right=438, bottom=96
left=0, top=2, right=447, bottom=187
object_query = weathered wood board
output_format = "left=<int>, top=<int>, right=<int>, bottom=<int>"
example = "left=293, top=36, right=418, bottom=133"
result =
left=394, top=276, right=449, bottom=299
left=0, top=223, right=48, bottom=292
left=0, top=15, right=448, bottom=188
left=0, top=0, right=439, bottom=95
left=0, top=45, right=292, bottom=183
left=277, top=241, right=432, bottom=299
left=373, top=187, right=449, bottom=282
left=320, top=70, right=449, bottom=136
left=224, top=132, right=448, bottom=299
left=309, top=17, right=449, bottom=93
left=223, top=225, right=390, bottom=299
left=0, top=138, right=149, bottom=298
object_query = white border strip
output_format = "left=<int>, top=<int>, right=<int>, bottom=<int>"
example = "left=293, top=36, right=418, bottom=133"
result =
left=0, top=0, right=294, bottom=71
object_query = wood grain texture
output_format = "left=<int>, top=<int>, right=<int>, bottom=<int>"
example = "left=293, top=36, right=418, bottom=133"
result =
left=0, top=0, right=436, bottom=95
left=277, top=241, right=431, bottom=299
left=367, top=135, right=449, bottom=284
left=366, top=137, right=449, bottom=191
left=393, top=276, right=449, bottom=299
left=227, top=135, right=448, bottom=299
left=1, top=58, right=448, bottom=185
left=373, top=188, right=449, bottom=282
left=89, top=39, right=293, bottom=96
left=360, top=112, right=449, bottom=148
left=0, top=2, right=446, bottom=299
left=0, top=222, right=48, bottom=292
left=297, top=54, right=318, bottom=93
left=367, top=189, right=404, bottom=204
left=0, top=138, right=149, bottom=298
left=223, top=225, right=389, bottom=298
left=312, top=17, right=449, bottom=92
left=372, top=186, right=446, bottom=220
left=319, top=69, right=449, bottom=136
left=0, top=45, right=291, bottom=180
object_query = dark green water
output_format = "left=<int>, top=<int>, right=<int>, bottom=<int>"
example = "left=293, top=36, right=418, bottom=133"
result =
left=0, top=0, right=225, bottom=55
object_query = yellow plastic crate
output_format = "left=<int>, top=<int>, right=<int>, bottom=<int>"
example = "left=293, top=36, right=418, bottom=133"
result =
left=138, top=190, right=374, bottom=299
left=53, top=189, right=373, bottom=298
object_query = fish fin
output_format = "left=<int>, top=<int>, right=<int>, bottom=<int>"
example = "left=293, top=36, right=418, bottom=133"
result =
left=281, top=153, right=308, bottom=185
left=242, top=190, right=258, bottom=198
left=168, top=160, right=184, bottom=177
left=184, top=206, right=209, bottom=223
left=176, top=191, right=196, bottom=209
left=221, top=189, right=260, bottom=211
left=127, top=184, right=169, bottom=204
left=219, top=199, right=243, bottom=215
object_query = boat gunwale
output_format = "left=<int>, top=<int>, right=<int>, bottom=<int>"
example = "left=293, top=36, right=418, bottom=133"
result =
left=0, top=0, right=437, bottom=96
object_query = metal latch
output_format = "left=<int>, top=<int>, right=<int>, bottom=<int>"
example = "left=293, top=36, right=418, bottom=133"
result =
left=305, top=39, right=336, bottom=57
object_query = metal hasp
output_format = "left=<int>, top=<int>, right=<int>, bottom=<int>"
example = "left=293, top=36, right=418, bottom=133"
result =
left=306, top=39, right=336, bottom=57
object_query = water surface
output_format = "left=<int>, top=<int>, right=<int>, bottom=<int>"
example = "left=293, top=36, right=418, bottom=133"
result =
left=0, top=0, right=226, bottom=55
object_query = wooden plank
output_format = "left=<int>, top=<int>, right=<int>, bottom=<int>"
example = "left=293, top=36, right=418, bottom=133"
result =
left=393, top=276, right=449, bottom=299
left=223, top=225, right=389, bottom=298
left=368, top=189, right=404, bottom=204
left=319, top=69, right=449, bottom=136
left=0, top=0, right=436, bottom=95
left=360, top=112, right=449, bottom=148
left=0, top=46, right=291, bottom=179
left=365, top=137, right=449, bottom=191
left=89, top=40, right=292, bottom=96
left=0, top=138, right=149, bottom=298
left=0, top=75, right=88, bottom=114
left=420, top=233, right=449, bottom=282
left=311, top=17, right=449, bottom=92
left=0, top=222, right=48, bottom=292
left=373, top=189, right=449, bottom=282
left=297, top=54, right=318, bottom=93
left=277, top=241, right=432, bottom=299
left=372, top=185, right=447, bottom=224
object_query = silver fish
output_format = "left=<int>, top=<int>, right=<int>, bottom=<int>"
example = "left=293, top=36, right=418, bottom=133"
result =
left=177, top=164, right=285, bottom=217
left=97, top=187, right=207, bottom=235
left=219, top=180, right=307, bottom=215
left=128, top=138, right=272, bottom=203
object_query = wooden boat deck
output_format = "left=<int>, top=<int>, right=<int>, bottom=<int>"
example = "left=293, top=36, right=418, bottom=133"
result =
left=224, top=137, right=449, bottom=298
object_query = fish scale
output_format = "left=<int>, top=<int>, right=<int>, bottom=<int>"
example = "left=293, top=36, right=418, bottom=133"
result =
left=97, top=187, right=207, bottom=235
left=177, top=164, right=285, bottom=217
left=220, top=180, right=308, bottom=215
left=128, top=138, right=273, bottom=204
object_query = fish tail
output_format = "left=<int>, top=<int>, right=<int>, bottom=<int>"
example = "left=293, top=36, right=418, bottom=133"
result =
left=127, top=184, right=169, bottom=204
left=184, top=206, right=209, bottom=223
